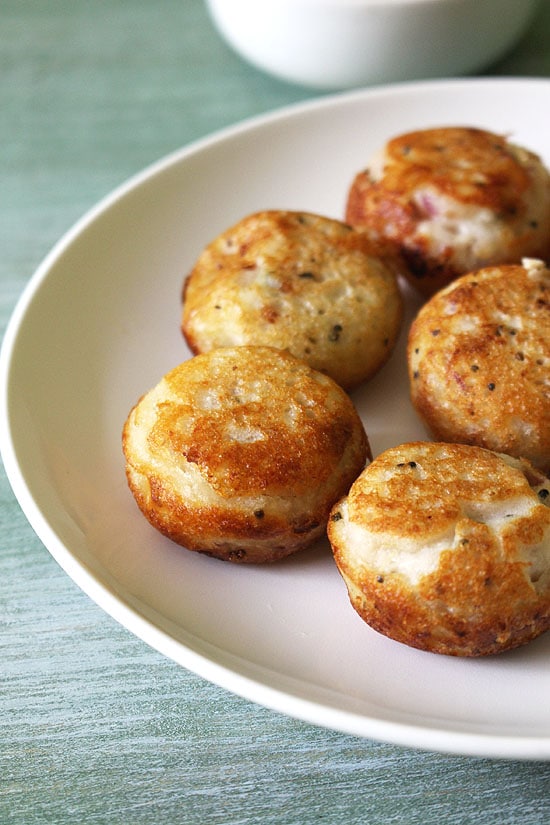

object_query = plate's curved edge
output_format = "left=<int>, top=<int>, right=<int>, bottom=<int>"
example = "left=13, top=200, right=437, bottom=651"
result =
left=2, top=413, right=549, bottom=764
left=3, top=74, right=548, bottom=425
left=2, top=76, right=535, bottom=486
left=14, top=503, right=550, bottom=762
left=1, top=73, right=548, bottom=379
left=2, top=75, right=550, bottom=761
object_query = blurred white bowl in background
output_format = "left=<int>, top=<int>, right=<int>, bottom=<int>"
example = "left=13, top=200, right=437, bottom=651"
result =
left=205, top=0, right=541, bottom=89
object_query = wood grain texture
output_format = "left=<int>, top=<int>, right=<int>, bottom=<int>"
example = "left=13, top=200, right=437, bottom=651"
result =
left=2, top=2, right=550, bottom=823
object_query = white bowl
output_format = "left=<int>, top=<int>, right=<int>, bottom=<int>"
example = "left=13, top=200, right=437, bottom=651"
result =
left=205, top=0, right=540, bottom=89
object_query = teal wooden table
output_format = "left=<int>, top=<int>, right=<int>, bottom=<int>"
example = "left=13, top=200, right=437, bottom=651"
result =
left=2, top=2, right=550, bottom=822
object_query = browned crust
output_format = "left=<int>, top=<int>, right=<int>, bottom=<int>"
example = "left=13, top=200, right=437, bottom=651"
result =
left=337, top=561, right=550, bottom=657
left=181, top=210, right=403, bottom=390
left=346, top=166, right=458, bottom=294
left=380, top=128, right=533, bottom=210
left=328, top=442, right=550, bottom=656
left=124, top=462, right=326, bottom=563
left=408, top=263, right=550, bottom=472
left=159, top=348, right=368, bottom=498
left=123, top=346, right=369, bottom=563
left=346, top=127, right=550, bottom=295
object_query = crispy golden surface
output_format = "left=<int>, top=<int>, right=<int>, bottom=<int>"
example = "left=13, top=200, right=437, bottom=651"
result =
left=408, top=259, right=550, bottom=472
left=123, top=346, right=369, bottom=563
left=182, top=210, right=403, bottom=390
left=346, top=127, right=550, bottom=295
left=328, top=442, right=550, bottom=656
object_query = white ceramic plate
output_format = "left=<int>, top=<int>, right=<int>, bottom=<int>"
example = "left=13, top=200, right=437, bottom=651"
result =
left=2, top=78, right=550, bottom=760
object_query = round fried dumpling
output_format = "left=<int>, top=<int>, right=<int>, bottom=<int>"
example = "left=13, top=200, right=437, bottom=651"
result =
left=181, top=210, right=403, bottom=390
left=408, top=258, right=550, bottom=473
left=328, top=442, right=550, bottom=657
left=123, top=346, right=369, bottom=563
left=346, top=127, right=550, bottom=295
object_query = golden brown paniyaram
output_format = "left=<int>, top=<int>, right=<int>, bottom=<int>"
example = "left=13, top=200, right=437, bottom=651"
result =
left=345, top=126, right=550, bottom=296
left=123, top=346, right=369, bottom=563
left=181, top=210, right=403, bottom=390
left=328, top=441, right=550, bottom=657
left=408, top=258, right=550, bottom=473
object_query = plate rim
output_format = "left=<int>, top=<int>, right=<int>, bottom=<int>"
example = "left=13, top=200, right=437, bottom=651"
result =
left=2, top=75, right=550, bottom=760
